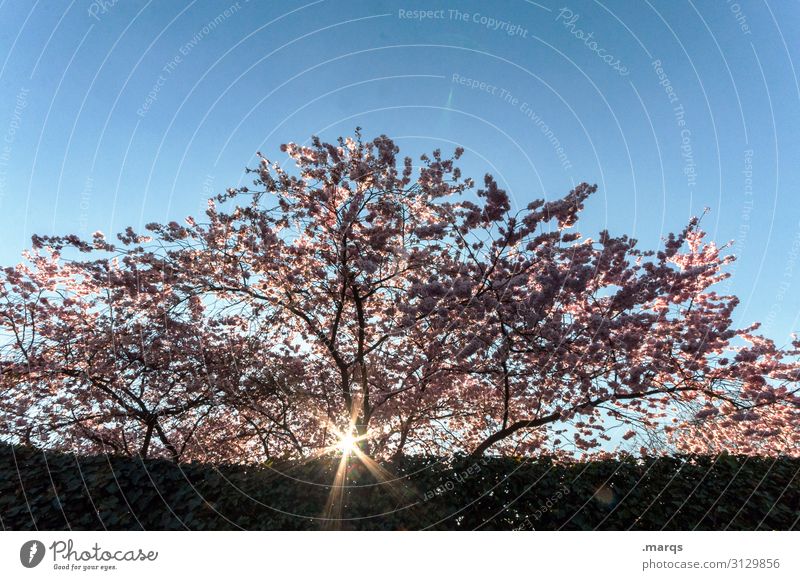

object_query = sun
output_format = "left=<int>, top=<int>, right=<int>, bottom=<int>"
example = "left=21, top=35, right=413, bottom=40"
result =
left=336, top=432, right=358, bottom=454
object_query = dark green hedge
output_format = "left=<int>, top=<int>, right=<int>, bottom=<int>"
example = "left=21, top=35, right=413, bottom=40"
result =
left=1, top=443, right=797, bottom=530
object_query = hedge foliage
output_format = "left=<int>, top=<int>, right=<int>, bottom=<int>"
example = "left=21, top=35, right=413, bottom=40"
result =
left=1, top=443, right=797, bottom=530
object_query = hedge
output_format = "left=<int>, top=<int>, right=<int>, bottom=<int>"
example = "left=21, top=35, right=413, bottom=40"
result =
left=1, top=443, right=797, bottom=530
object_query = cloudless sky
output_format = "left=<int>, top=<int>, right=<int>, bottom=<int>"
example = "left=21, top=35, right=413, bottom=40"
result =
left=0, top=0, right=798, bottom=344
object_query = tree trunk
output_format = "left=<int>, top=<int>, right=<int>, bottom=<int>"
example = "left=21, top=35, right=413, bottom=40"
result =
left=140, top=421, right=154, bottom=458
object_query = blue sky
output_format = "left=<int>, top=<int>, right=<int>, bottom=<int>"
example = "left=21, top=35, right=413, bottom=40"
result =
left=0, top=0, right=798, bottom=343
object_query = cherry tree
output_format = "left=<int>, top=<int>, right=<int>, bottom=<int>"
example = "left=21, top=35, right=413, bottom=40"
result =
left=0, top=241, right=225, bottom=459
left=1, top=130, right=798, bottom=462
